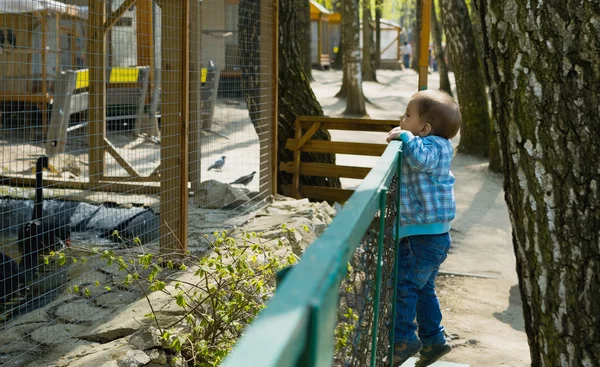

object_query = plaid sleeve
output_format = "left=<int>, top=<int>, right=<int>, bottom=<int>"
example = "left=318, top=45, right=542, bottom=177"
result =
left=400, top=133, right=441, bottom=172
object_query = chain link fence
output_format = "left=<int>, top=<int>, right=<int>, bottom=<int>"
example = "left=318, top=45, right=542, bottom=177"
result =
left=0, top=0, right=276, bottom=364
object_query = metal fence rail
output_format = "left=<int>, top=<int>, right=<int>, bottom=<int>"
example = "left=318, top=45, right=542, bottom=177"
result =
left=223, top=140, right=403, bottom=367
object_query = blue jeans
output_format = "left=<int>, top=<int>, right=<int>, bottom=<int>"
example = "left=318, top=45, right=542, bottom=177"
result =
left=394, top=233, right=450, bottom=346
left=403, top=54, right=411, bottom=69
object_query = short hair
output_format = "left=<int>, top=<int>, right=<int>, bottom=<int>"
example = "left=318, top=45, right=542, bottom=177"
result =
left=412, top=90, right=461, bottom=139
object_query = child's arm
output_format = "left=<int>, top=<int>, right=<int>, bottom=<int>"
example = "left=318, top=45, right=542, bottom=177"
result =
left=397, top=131, right=441, bottom=172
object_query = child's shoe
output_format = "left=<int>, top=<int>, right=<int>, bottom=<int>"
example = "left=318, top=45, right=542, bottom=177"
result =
left=415, top=341, right=452, bottom=367
left=392, top=339, right=422, bottom=367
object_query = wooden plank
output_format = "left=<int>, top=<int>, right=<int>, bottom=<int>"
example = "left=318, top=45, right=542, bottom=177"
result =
left=280, top=161, right=371, bottom=179
left=283, top=185, right=354, bottom=203
left=419, top=0, right=432, bottom=90
left=159, top=0, right=187, bottom=255
left=179, top=0, right=190, bottom=253
left=271, top=0, right=279, bottom=197
left=136, top=0, right=154, bottom=82
left=88, top=0, right=107, bottom=187
left=0, top=175, right=159, bottom=195
left=41, top=17, right=48, bottom=138
left=46, top=71, right=78, bottom=156
left=0, top=94, right=50, bottom=103
left=306, top=121, right=396, bottom=132
left=296, top=122, right=321, bottom=150
left=134, top=67, right=151, bottom=132
left=292, top=119, right=302, bottom=198
left=100, top=175, right=160, bottom=182
left=298, top=116, right=399, bottom=125
left=104, top=0, right=136, bottom=33
left=285, top=139, right=387, bottom=156
left=104, top=139, right=140, bottom=178
left=188, top=0, right=202, bottom=193
left=259, top=0, right=275, bottom=200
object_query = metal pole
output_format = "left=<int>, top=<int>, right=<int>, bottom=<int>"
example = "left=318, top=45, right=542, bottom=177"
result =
left=418, top=0, right=432, bottom=90
left=389, top=146, right=403, bottom=364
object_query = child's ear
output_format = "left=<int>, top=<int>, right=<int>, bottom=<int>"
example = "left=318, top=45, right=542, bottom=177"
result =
left=419, top=123, right=432, bottom=137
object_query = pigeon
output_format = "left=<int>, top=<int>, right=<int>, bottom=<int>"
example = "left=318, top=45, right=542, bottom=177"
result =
left=6, top=29, right=15, bottom=49
left=207, top=156, right=226, bottom=171
left=230, top=171, right=256, bottom=186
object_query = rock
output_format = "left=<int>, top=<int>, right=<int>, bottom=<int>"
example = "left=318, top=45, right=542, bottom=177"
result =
left=118, top=350, right=151, bottom=367
left=79, top=325, right=139, bottom=343
left=55, top=300, right=110, bottom=323
left=271, top=198, right=310, bottom=211
left=319, top=201, right=337, bottom=218
left=312, top=218, right=327, bottom=236
left=99, top=362, right=120, bottom=367
left=265, top=206, right=288, bottom=216
left=194, top=180, right=250, bottom=209
left=244, top=215, right=291, bottom=232
left=129, top=327, right=162, bottom=350
left=293, top=207, right=314, bottom=219
left=30, top=324, right=87, bottom=345
left=94, top=291, right=139, bottom=308
left=261, top=228, right=286, bottom=240
left=168, top=353, right=188, bottom=367
left=333, top=202, right=343, bottom=213
left=147, top=349, right=168, bottom=364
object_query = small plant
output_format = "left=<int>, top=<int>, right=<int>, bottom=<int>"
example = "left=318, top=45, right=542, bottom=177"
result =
left=46, top=225, right=301, bottom=366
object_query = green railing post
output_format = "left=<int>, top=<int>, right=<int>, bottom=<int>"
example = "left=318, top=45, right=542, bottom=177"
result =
left=370, top=187, right=388, bottom=366
left=389, top=145, right=403, bottom=365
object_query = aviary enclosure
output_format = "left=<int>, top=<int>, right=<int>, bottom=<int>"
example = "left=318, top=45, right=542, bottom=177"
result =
left=0, top=0, right=277, bottom=363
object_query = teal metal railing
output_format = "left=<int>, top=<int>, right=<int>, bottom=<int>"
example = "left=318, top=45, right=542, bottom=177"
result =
left=223, top=141, right=403, bottom=367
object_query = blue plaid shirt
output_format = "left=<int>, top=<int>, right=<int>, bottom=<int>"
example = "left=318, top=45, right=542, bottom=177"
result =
left=397, top=132, right=456, bottom=236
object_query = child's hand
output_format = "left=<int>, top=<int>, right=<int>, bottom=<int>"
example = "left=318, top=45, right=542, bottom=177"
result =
left=386, top=127, right=404, bottom=143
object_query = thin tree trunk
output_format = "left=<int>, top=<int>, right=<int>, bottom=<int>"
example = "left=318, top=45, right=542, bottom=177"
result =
left=431, top=0, right=452, bottom=96
left=341, top=0, right=367, bottom=116
left=440, top=0, right=490, bottom=157
left=277, top=0, right=341, bottom=194
left=296, top=0, right=313, bottom=81
left=375, top=0, right=382, bottom=69
left=411, top=0, right=421, bottom=71
left=362, top=0, right=376, bottom=82
left=239, top=0, right=261, bottom=133
left=480, top=1, right=600, bottom=365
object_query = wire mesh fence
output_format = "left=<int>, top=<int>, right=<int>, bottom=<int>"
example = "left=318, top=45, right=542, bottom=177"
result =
left=335, top=176, right=398, bottom=367
left=0, top=0, right=276, bottom=364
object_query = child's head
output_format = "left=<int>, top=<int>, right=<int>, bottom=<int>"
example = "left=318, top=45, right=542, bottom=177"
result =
left=399, top=90, right=461, bottom=140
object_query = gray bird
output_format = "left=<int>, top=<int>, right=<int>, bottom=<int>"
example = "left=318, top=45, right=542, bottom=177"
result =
left=207, top=156, right=226, bottom=171
left=230, top=171, right=256, bottom=186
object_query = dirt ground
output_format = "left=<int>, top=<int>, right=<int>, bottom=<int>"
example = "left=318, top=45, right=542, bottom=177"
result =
left=312, top=69, right=531, bottom=367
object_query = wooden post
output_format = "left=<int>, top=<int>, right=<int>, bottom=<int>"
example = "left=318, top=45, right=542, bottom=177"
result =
left=418, top=0, right=431, bottom=90
left=189, top=0, right=202, bottom=194
left=41, top=16, right=48, bottom=138
left=259, top=0, right=275, bottom=200
left=136, top=0, right=154, bottom=82
left=271, top=0, right=279, bottom=196
left=88, top=0, right=107, bottom=186
left=159, top=0, right=189, bottom=255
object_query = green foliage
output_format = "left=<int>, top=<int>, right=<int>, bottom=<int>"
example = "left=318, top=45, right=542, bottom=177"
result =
left=46, top=228, right=303, bottom=367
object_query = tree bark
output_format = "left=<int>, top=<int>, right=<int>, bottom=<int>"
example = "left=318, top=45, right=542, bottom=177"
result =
left=341, top=0, right=367, bottom=116
left=375, top=0, right=382, bottom=69
left=238, top=0, right=261, bottom=133
left=411, top=0, right=421, bottom=72
left=431, top=0, right=452, bottom=97
left=480, top=1, right=600, bottom=365
left=440, top=0, right=490, bottom=157
left=296, top=0, right=313, bottom=81
left=362, top=0, right=377, bottom=82
left=277, top=0, right=341, bottom=194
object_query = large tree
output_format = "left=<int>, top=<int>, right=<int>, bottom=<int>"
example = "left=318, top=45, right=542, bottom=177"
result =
left=410, top=0, right=421, bottom=72
left=296, top=0, right=313, bottom=81
left=338, top=0, right=367, bottom=116
left=362, top=0, right=377, bottom=82
left=431, top=0, right=452, bottom=96
left=440, top=0, right=490, bottom=157
left=276, top=0, right=341, bottom=193
left=374, top=0, right=383, bottom=69
left=480, top=1, right=600, bottom=365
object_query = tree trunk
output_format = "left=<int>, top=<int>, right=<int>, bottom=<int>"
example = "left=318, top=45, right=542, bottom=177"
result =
left=341, top=0, right=367, bottom=116
left=296, top=0, right=313, bottom=81
left=238, top=0, right=261, bottom=133
left=431, top=0, right=452, bottom=96
left=411, top=0, right=421, bottom=71
left=480, top=1, right=600, bottom=366
left=375, top=0, right=382, bottom=69
left=277, top=0, right=341, bottom=194
left=440, top=0, right=489, bottom=157
left=362, top=0, right=376, bottom=82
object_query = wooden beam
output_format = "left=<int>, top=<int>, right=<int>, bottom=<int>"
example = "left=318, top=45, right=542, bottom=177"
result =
left=0, top=175, right=159, bottom=195
left=285, top=139, right=387, bottom=156
left=418, top=0, right=432, bottom=90
left=260, top=0, right=276, bottom=200
left=88, top=0, right=107, bottom=187
left=104, top=139, right=140, bottom=178
left=41, top=17, right=48, bottom=138
left=179, top=0, right=190, bottom=253
left=296, top=122, right=321, bottom=150
left=292, top=119, right=302, bottom=198
left=189, top=0, right=202, bottom=193
left=136, top=0, right=154, bottom=83
left=104, top=0, right=136, bottom=33
left=271, top=0, right=279, bottom=197
left=290, top=185, right=354, bottom=203
left=280, top=161, right=371, bottom=179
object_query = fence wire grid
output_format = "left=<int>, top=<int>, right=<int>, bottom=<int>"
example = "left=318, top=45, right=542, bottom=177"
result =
left=0, top=0, right=275, bottom=364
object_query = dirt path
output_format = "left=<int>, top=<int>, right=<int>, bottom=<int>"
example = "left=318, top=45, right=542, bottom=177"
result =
left=312, top=69, right=531, bottom=366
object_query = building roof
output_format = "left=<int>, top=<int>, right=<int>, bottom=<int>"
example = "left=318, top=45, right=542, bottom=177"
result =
left=309, top=0, right=333, bottom=15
